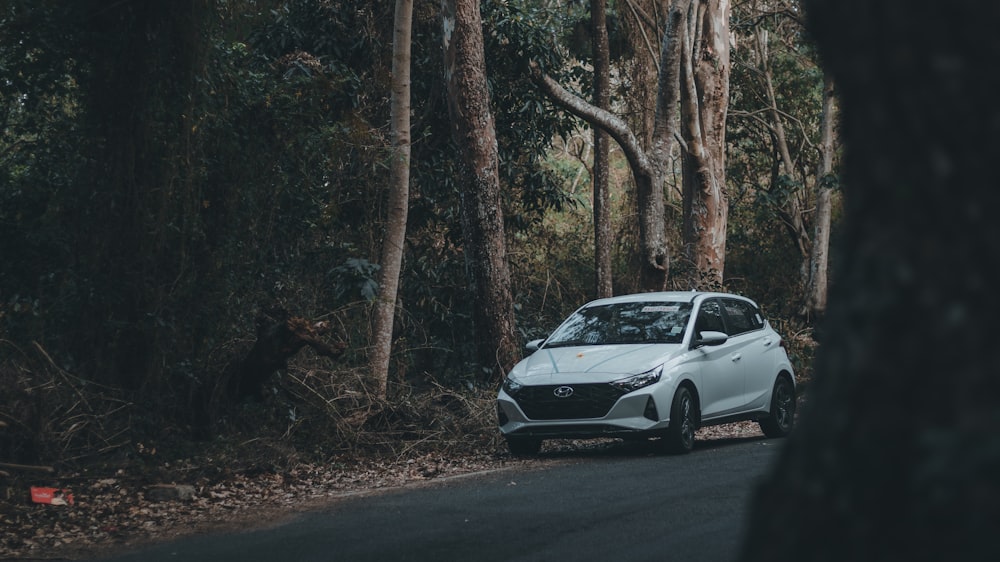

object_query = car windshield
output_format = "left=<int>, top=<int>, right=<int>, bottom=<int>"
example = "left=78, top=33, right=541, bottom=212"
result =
left=543, top=301, right=693, bottom=347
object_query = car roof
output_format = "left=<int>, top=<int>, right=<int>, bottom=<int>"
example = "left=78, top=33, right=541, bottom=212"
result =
left=581, top=291, right=755, bottom=308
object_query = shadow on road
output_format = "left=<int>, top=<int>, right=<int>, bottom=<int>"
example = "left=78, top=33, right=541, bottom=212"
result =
left=532, top=432, right=773, bottom=460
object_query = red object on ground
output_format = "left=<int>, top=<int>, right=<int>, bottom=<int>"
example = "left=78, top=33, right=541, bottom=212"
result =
left=30, top=486, right=74, bottom=505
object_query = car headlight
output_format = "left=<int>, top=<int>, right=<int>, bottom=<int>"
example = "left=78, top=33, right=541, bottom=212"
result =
left=611, top=366, right=663, bottom=393
left=502, top=376, right=524, bottom=396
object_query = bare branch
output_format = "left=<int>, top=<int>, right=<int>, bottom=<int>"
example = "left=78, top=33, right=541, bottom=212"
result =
left=0, top=462, right=55, bottom=474
left=529, top=61, right=651, bottom=175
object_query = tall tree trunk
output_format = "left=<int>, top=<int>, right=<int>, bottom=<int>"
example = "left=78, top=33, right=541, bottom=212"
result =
left=369, top=0, right=413, bottom=399
left=442, top=0, right=518, bottom=380
left=679, top=0, right=730, bottom=287
left=592, top=0, right=613, bottom=298
left=742, top=1, right=1000, bottom=560
left=76, top=0, right=205, bottom=389
left=802, top=71, right=837, bottom=319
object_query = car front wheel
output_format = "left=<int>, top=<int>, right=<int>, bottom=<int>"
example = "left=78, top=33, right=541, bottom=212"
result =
left=759, top=375, right=795, bottom=438
left=664, top=386, right=696, bottom=454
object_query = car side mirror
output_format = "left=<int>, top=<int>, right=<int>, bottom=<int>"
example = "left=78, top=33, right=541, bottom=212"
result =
left=693, top=331, right=728, bottom=349
left=525, top=339, right=545, bottom=352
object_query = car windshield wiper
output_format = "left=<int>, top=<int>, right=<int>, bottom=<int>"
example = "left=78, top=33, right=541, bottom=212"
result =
left=542, top=340, right=595, bottom=349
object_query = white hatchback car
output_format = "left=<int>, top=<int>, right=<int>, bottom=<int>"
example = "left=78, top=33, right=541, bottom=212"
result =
left=497, top=291, right=796, bottom=455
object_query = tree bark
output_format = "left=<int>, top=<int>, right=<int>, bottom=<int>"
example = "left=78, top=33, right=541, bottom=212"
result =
left=592, top=0, right=614, bottom=299
left=369, top=0, right=413, bottom=399
left=679, top=0, right=730, bottom=287
left=442, top=0, right=519, bottom=380
left=802, top=71, right=837, bottom=319
left=742, top=1, right=1000, bottom=560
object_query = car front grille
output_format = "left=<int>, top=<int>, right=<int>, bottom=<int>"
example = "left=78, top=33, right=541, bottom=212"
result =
left=512, top=384, right=627, bottom=420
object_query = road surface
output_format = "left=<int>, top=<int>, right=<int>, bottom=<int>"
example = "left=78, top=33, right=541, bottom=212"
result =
left=99, top=437, right=782, bottom=562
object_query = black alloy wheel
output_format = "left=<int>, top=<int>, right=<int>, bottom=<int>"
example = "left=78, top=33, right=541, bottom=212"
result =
left=759, top=375, right=795, bottom=438
left=665, top=386, right=696, bottom=454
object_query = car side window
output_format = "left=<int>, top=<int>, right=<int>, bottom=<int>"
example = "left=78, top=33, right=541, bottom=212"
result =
left=721, top=298, right=764, bottom=336
left=695, top=299, right=726, bottom=335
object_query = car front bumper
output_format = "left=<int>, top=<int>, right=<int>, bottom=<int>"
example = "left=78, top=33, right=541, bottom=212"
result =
left=497, top=388, right=671, bottom=439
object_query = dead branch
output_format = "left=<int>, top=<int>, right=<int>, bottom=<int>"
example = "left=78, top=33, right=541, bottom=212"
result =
left=0, top=461, right=55, bottom=474
left=228, top=309, right=347, bottom=399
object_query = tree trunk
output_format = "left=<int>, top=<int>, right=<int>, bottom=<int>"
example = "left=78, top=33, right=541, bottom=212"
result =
left=75, top=0, right=206, bottom=389
left=442, top=0, right=519, bottom=380
left=369, top=0, right=413, bottom=399
left=742, top=1, right=1000, bottom=560
left=592, top=0, right=613, bottom=299
left=802, top=71, right=837, bottom=319
left=678, top=0, right=730, bottom=287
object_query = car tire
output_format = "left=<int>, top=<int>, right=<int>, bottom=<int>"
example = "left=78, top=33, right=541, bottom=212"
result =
left=506, top=437, right=542, bottom=457
left=664, top=386, right=696, bottom=454
left=759, top=375, right=795, bottom=438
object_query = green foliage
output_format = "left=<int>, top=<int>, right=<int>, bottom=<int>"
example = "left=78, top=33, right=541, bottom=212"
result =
left=329, top=258, right=380, bottom=302
left=486, top=0, right=584, bottom=228
left=724, top=184, right=804, bottom=314
left=726, top=1, right=838, bottom=316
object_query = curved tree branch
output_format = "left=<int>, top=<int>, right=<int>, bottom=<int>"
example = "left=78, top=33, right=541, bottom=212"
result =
left=529, top=61, right=652, bottom=176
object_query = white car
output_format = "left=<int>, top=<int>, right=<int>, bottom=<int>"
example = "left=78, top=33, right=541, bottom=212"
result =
left=497, top=291, right=796, bottom=455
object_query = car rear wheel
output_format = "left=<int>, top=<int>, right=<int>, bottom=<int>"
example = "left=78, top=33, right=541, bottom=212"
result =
left=664, top=386, right=696, bottom=454
left=759, top=375, right=795, bottom=438
left=506, top=437, right=542, bottom=457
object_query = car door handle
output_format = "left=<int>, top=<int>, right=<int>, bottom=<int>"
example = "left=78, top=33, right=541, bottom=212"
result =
left=762, top=338, right=773, bottom=347
left=731, top=354, right=742, bottom=362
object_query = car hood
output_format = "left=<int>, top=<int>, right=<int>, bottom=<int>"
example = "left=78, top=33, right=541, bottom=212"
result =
left=510, top=343, right=682, bottom=384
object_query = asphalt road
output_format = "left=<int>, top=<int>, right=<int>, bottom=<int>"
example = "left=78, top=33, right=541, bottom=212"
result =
left=99, top=437, right=781, bottom=562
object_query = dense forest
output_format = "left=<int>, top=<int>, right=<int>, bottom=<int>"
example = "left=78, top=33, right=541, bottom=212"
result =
left=1, top=0, right=835, bottom=468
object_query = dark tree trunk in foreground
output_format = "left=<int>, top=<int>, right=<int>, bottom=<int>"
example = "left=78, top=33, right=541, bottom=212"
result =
left=75, top=0, right=206, bottom=389
left=442, top=0, right=519, bottom=380
left=742, top=2, right=1000, bottom=561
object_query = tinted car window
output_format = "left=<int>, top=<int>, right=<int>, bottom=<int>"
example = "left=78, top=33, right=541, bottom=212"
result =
left=695, top=299, right=726, bottom=335
left=721, top=298, right=764, bottom=335
left=545, top=301, right=693, bottom=346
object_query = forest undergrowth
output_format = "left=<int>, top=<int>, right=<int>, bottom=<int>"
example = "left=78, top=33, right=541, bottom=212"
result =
left=0, top=336, right=525, bottom=558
